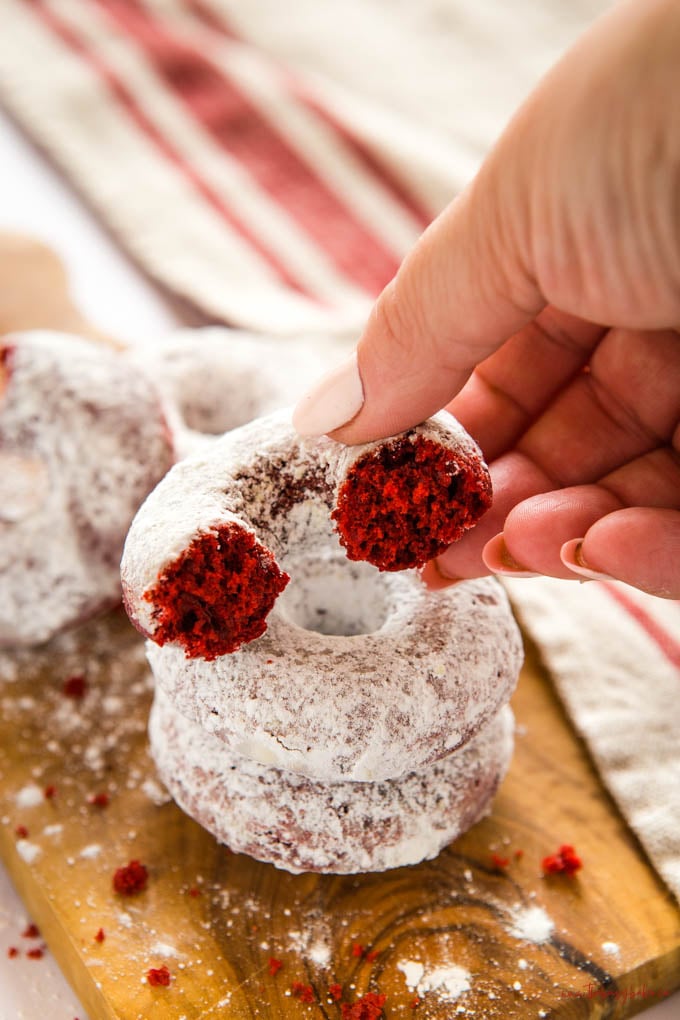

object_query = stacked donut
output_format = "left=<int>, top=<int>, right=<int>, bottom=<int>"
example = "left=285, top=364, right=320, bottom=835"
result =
left=122, top=409, right=523, bottom=874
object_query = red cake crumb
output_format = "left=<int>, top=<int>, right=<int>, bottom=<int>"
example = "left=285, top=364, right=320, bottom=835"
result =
left=43, top=785, right=56, bottom=800
left=62, top=674, right=88, bottom=699
left=332, top=435, right=491, bottom=571
left=15, top=825, right=29, bottom=839
left=352, top=943, right=379, bottom=961
left=142, top=523, right=289, bottom=659
left=113, top=859, right=148, bottom=895
left=22, top=923, right=40, bottom=939
left=7, top=946, right=19, bottom=959
left=147, top=964, right=171, bottom=987
left=94, top=928, right=106, bottom=943
left=88, top=792, right=109, bottom=808
left=490, top=853, right=510, bottom=870
left=329, top=983, right=343, bottom=1001
left=268, top=957, right=283, bottom=976
left=0, top=344, right=14, bottom=396
left=341, top=991, right=387, bottom=1019
left=291, top=981, right=316, bottom=1003
left=542, top=844, right=582, bottom=877
left=188, top=886, right=201, bottom=898
left=26, top=946, right=45, bottom=960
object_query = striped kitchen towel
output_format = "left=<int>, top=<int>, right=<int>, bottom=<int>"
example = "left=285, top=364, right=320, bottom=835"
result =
left=2, top=0, right=678, bottom=905
left=0, top=0, right=609, bottom=335
left=504, top=576, right=680, bottom=903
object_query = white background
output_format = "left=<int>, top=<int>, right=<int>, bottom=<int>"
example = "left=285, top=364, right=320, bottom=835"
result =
left=0, top=107, right=678, bottom=1019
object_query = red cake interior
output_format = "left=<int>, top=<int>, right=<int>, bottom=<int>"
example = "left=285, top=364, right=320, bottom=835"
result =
left=143, top=523, right=289, bottom=660
left=0, top=344, right=14, bottom=399
left=331, top=435, right=492, bottom=571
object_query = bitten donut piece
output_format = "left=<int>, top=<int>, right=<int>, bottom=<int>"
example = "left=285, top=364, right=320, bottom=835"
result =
left=122, top=408, right=491, bottom=660
left=0, top=331, right=175, bottom=647
left=147, top=564, right=521, bottom=782
left=149, top=688, right=515, bottom=875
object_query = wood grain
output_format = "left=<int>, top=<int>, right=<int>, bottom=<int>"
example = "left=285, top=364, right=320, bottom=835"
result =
left=0, top=232, right=121, bottom=345
left=1, top=611, right=678, bottom=1020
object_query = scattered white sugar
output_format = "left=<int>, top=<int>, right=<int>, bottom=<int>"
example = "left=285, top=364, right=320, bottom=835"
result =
left=141, top=777, right=171, bottom=806
left=15, top=784, right=43, bottom=808
left=398, top=960, right=471, bottom=1002
left=16, top=839, right=42, bottom=864
left=508, top=904, right=554, bottom=944
left=259, top=941, right=270, bottom=951
left=43, top=823, right=63, bottom=837
left=398, top=960, right=425, bottom=990
left=463, top=869, right=473, bottom=882
left=150, top=941, right=179, bottom=958
left=601, top=941, right=620, bottom=956
left=118, top=912, right=133, bottom=929
left=80, top=843, right=102, bottom=859
left=518, top=958, right=528, bottom=970
left=513, top=980, right=522, bottom=991
left=102, top=695, right=124, bottom=714
left=308, top=942, right=331, bottom=966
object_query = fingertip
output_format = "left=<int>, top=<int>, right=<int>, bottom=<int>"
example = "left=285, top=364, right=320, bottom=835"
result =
left=481, top=533, right=540, bottom=578
left=419, top=559, right=462, bottom=590
left=559, top=538, right=614, bottom=582
left=292, top=351, right=364, bottom=438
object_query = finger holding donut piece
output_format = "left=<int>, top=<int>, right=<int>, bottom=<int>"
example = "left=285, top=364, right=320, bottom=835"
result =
left=121, top=408, right=492, bottom=661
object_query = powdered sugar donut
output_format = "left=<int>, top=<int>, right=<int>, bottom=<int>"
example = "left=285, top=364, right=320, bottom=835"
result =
left=128, top=327, right=339, bottom=436
left=122, top=407, right=493, bottom=660
left=0, top=331, right=175, bottom=647
left=149, top=687, right=515, bottom=874
left=146, top=561, right=520, bottom=781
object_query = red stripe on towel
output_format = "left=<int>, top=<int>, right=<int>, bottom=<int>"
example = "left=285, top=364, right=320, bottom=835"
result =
left=603, top=584, right=680, bottom=671
left=95, top=0, right=403, bottom=295
left=187, top=0, right=434, bottom=228
left=28, top=0, right=318, bottom=298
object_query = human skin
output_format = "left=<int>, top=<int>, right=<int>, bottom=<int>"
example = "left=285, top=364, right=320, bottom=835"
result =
left=293, top=0, right=680, bottom=598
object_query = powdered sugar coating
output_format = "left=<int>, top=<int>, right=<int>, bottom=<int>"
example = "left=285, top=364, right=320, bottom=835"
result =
left=0, top=331, right=175, bottom=647
left=121, top=407, right=490, bottom=642
left=127, top=327, right=339, bottom=436
left=149, top=687, right=515, bottom=875
left=147, top=560, right=522, bottom=782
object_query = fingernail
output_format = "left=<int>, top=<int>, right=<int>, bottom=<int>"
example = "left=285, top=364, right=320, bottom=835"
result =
left=292, top=351, right=364, bottom=437
left=482, top=533, right=540, bottom=578
left=560, top=539, right=614, bottom=582
left=419, top=559, right=462, bottom=590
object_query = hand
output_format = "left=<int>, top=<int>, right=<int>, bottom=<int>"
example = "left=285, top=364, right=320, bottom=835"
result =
left=293, top=0, right=680, bottom=598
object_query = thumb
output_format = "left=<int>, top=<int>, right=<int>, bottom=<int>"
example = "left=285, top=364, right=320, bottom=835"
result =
left=292, top=0, right=680, bottom=445
left=292, top=169, right=542, bottom=443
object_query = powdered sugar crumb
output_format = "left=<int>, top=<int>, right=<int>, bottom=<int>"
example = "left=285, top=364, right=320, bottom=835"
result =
left=308, top=941, right=331, bottom=967
left=16, top=839, right=42, bottom=864
left=398, top=959, right=471, bottom=1002
left=141, top=777, right=171, bottom=806
left=15, top=784, right=43, bottom=808
left=507, top=904, right=554, bottom=944
left=150, top=941, right=180, bottom=958
left=79, top=843, right=102, bottom=859
left=601, top=941, right=620, bottom=955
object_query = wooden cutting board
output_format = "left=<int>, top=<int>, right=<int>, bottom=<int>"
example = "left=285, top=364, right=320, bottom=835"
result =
left=1, top=610, right=679, bottom=1020
left=1, top=235, right=679, bottom=1018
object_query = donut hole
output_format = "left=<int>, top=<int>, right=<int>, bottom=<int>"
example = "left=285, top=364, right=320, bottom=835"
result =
left=332, top=434, right=492, bottom=571
left=276, top=553, right=389, bottom=636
